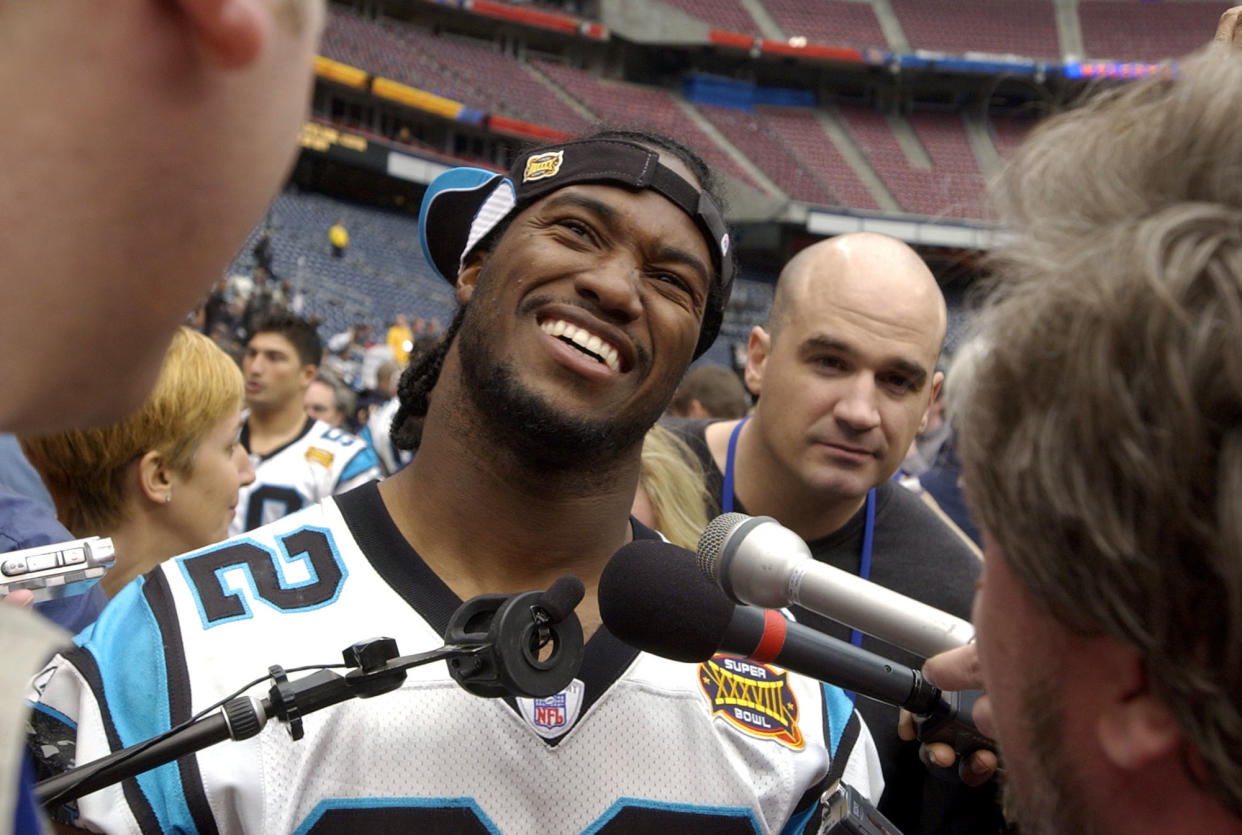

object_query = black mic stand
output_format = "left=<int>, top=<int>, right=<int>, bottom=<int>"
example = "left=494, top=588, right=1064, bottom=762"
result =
left=38, top=585, right=585, bottom=810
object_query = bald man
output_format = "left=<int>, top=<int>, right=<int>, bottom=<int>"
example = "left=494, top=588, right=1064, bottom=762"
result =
left=670, top=232, right=993, bottom=834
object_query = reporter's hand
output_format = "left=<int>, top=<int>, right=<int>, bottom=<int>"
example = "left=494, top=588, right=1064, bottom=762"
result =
left=1216, top=7, right=1242, bottom=46
left=897, top=644, right=999, bottom=786
left=3, top=589, right=34, bottom=607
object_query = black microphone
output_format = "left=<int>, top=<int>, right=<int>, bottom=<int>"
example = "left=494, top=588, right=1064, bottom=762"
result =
left=697, top=513, right=975, bottom=658
left=600, top=540, right=943, bottom=714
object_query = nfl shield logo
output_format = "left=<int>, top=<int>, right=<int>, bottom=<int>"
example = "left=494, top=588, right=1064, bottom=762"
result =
left=533, top=693, right=567, bottom=730
left=518, top=678, right=583, bottom=739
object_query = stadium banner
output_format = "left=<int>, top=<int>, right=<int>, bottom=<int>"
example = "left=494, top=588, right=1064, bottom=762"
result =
left=485, top=115, right=573, bottom=143
left=759, top=39, right=864, bottom=64
left=371, top=78, right=465, bottom=120
left=314, top=56, right=369, bottom=90
left=466, top=0, right=607, bottom=39
left=708, top=30, right=754, bottom=50
left=299, top=123, right=388, bottom=172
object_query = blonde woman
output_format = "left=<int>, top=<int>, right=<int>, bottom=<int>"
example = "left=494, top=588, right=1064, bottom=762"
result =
left=22, top=327, right=254, bottom=600
left=631, top=424, right=711, bottom=551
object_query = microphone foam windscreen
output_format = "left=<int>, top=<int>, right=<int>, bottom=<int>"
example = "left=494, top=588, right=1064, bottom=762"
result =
left=598, top=540, right=735, bottom=662
left=536, top=575, right=586, bottom=623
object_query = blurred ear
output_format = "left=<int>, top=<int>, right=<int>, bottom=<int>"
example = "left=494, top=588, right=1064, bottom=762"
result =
left=178, top=0, right=268, bottom=69
left=137, top=450, right=173, bottom=506
left=456, top=249, right=489, bottom=306
left=1096, top=647, right=1182, bottom=771
left=743, top=326, right=770, bottom=397
left=1216, top=7, right=1242, bottom=46
left=918, top=370, right=945, bottom=434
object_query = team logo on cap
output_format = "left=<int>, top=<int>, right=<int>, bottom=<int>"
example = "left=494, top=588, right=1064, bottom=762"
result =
left=699, top=655, right=804, bottom=750
left=523, top=150, right=564, bottom=182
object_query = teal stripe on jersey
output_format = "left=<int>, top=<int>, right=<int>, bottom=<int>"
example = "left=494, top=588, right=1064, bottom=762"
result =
left=821, top=683, right=855, bottom=758
left=81, top=576, right=197, bottom=833
left=336, top=446, right=379, bottom=488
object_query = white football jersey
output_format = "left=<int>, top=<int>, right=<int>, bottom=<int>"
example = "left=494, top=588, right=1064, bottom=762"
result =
left=29, top=484, right=883, bottom=835
left=362, top=397, right=412, bottom=476
left=228, top=417, right=380, bottom=536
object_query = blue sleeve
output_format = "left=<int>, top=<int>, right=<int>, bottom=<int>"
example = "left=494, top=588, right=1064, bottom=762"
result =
left=335, top=445, right=380, bottom=489
left=73, top=575, right=202, bottom=833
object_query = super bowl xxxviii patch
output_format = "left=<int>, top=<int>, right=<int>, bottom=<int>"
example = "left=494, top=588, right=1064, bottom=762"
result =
left=523, top=150, right=564, bottom=182
left=305, top=446, right=335, bottom=469
left=699, top=655, right=804, bottom=750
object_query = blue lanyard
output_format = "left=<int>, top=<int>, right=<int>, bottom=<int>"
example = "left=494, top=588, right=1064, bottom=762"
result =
left=722, top=418, right=877, bottom=648
left=722, top=417, right=748, bottom=514
left=851, top=488, right=876, bottom=648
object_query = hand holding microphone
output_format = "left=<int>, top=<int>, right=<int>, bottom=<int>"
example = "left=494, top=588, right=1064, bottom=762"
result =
left=898, top=645, right=999, bottom=786
left=599, top=540, right=994, bottom=764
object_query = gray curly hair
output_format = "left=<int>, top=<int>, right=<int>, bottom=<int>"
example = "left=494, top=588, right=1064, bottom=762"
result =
left=956, top=42, right=1242, bottom=816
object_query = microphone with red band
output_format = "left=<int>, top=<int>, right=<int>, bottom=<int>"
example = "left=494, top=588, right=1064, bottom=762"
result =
left=601, top=540, right=942, bottom=713
left=599, top=540, right=994, bottom=762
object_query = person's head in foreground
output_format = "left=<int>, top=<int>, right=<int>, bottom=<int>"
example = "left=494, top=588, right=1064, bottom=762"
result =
left=0, top=0, right=325, bottom=433
left=955, top=43, right=1242, bottom=835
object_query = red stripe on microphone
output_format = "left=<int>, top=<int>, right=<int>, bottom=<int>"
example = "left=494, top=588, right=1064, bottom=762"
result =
left=751, top=609, right=787, bottom=663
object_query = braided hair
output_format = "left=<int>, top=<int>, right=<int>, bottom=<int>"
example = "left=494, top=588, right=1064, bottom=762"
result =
left=389, top=307, right=464, bottom=451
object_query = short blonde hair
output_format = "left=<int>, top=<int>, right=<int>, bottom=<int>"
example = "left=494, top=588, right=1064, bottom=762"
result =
left=638, top=425, right=710, bottom=550
left=22, top=327, right=244, bottom=535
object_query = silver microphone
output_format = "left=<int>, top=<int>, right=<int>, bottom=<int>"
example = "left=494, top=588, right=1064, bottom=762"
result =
left=697, top=513, right=975, bottom=658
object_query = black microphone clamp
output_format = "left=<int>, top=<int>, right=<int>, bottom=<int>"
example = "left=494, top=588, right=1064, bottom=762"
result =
left=446, top=586, right=584, bottom=699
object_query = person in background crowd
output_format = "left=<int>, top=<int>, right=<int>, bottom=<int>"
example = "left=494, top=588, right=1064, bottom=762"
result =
left=329, top=216, right=348, bottom=257
left=304, top=370, right=354, bottom=429
left=232, top=313, right=379, bottom=535
left=669, top=232, right=991, bottom=835
left=666, top=363, right=751, bottom=419
left=0, top=0, right=325, bottom=827
left=363, top=358, right=411, bottom=475
left=22, top=328, right=255, bottom=603
left=241, top=266, right=280, bottom=339
left=908, top=343, right=987, bottom=547
left=630, top=424, right=711, bottom=551
left=386, top=313, right=414, bottom=366
left=898, top=378, right=949, bottom=479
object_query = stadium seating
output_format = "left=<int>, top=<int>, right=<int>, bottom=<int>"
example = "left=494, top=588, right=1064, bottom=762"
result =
left=229, top=190, right=454, bottom=339
left=694, top=103, right=836, bottom=205
left=322, top=6, right=593, bottom=133
left=834, top=104, right=987, bottom=220
left=758, top=106, right=881, bottom=212
left=890, top=0, right=1060, bottom=60
left=532, top=60, right=769, bottom=193
left=760, top=0, right=888, bottom=49
left=658, top=0, right=762, bottom=36
left=1078, top=1, right=1223, bottom=62
left=989, top=113, right=1038, bottom=161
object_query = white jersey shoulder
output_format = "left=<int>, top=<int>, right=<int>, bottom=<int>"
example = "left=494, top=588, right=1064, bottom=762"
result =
left=29, top=497, right=882, bottom=835
left=365, top=397, right=411, bottom=476
left=230, top=418, right=379, bottom=535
